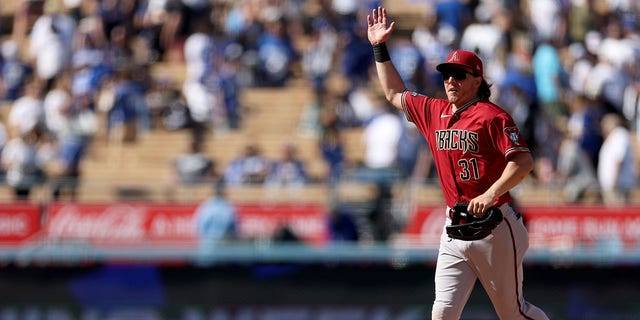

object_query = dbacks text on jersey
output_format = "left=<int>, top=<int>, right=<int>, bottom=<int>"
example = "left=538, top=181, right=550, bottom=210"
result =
left=435, top=129, right=479, bottom=154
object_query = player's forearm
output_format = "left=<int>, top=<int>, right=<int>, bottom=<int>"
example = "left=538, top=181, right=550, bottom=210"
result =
left=375, top=60, right=406, bottom=110
left=486, top=152, right=534, bottom=200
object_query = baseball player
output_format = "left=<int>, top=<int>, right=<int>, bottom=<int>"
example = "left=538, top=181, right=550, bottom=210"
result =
left=367, top=7, right=549, bottom=320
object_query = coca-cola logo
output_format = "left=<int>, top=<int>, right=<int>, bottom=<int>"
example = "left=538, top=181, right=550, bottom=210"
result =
left=47, top=205, right=147, bottom=240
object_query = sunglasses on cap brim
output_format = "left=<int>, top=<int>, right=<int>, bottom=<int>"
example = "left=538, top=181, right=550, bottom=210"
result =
left=441, top=69, right=479, bottom=81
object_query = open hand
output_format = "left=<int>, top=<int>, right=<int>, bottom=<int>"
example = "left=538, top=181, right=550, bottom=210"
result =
left=367, top=6, right=395, bottom=45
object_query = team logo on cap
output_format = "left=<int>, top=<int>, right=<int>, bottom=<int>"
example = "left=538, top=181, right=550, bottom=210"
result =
left=449, top=51, right=459, bottom=62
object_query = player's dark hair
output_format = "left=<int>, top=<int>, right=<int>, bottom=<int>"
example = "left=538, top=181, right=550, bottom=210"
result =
left=478, top=79, right=492, bottom=100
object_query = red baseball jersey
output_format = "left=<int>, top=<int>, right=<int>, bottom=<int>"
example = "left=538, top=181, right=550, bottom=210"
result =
left=401, top=91, right=530, bottom=208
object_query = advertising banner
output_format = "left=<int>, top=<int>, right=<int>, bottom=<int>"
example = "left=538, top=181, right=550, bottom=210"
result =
left=403, top=205, right=640, bottom=249
left=45, top=203, right=328, bottom=246
left=0, top=203, right=41, bottom=244
left=45, top=203, right=197, bottom=245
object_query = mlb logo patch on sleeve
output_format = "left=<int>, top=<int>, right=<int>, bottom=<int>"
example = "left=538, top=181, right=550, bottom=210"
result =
left=504, top=127, right=521, bottom=145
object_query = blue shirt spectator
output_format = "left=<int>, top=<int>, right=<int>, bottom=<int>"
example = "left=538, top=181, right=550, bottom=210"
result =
left=320, top=126, right=345, bottom=184
left=265, top=143, right=308, bottom=187
left=532, top=43, right=565, bottom=106
left=0, top=40, right=32, bottom=101
left=435, top=0, right=472, bottom=32
left=255, top=13, right=298, bottom=87
left=193, top=189, right=237, bottom=242
left=389, top=38, right=426, bottom=92
left=341, top=25, right=374, bottom=92
left=223, top=143, right=271, bottom=186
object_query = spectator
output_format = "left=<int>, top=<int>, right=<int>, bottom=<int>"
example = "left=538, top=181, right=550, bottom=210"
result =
left=319, top=125, right=345, bottom=185
left=1, top=129, right=46, bottom=201
left=564, top=94, right=605, bottom=168
left=597, top=112, right=637, bottom=205
left=44, top=72, right=74, bottom=138
left=159, top=89, right=192, bottom=131
left=183, top=20, right=214, bottom=84
left=265, top=142, right=308, bottom=188
left=45, top=73, right=97, bottom=200
left=353, top=101, right=403, bottom=241
left=7, top=80, right=45, bottom=138
left=172, top=139, right=216, bottom=186
left=0, top=40, right=32, bottom=101
left=435, top=0, right=472, bottom=33
left=396, top=123, right=428, bottom=181
left=532, top=40, right=569, bottom=124
left=97, top=68, right=143, bottom=144
left=411, top=4, right=454, bottom=97
left=623, top=82, right=640, bottom=137
left=388, top=35, right=427, bottom=92
left=340, top=19, right=374, bottom=93
left=192, top=182, right=237, bottom=263
left=301, top=19, right=338, bottom=96
left=181, top=79, right=214, bottom=144
left=459, top=7, right=508, bottom=73
left=531, top=40, right=569, bottom=163
left=556, top=118, right=600, bottom=203
left=590, top=16, right=637, bottom=112
left=28, top=2, right=76, bottom=89
left=223, top=142, right=270, bottom=186
left=357, top=101, right=403, bottom=183
left=0, top=118, right=9, bottom=183
left=255, top=7, right=299, bottom=87
left=181, top=20, right=218, bottom=141
left=215, top=49, right=244, bottom=130
left=526, top=0, right=565, bottom=43
left=70, top=26, right=111, bottom=102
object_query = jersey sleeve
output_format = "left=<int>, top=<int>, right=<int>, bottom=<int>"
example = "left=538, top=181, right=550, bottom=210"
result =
left=489, top=112, right=530, bottom=160
left=401, top=90, right=431, bottom=128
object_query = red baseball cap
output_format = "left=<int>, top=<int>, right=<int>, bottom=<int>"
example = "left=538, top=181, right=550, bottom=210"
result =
left=436, top=50, right=483, bottom=77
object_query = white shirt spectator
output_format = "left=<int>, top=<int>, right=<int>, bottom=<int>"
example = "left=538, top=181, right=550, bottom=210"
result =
left=459, top=23, right=504, bottom=62
left=0, top=122, right=8, bottom=151
left=569, top=56, right=593, bottom=95
left=598, top=37, right=636, bottom=70
left=598, top=114, right=637, bottom=204
left=8, top=92, right=44, bottom=135
left=363, top=109, right=403, bottom=169
left=1, top=135, right=42, bottom=190
left=526, top=0, right=562, bottom=42
left=332, top=0, right=359, bottom=16
left=29, top=13, right=76, bottom=80
left=43, top=87, right=71, bottom=137
left=583, top=60, right=615, bottom=100
left=183, top=32, right=212, bottom=83
left=182, top=81, right=215, bottom=124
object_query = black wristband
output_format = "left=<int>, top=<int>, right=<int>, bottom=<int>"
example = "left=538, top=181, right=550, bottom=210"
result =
left=373, top=42, right=390, bottom=62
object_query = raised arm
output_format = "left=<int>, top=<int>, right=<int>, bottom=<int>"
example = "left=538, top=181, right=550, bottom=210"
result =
left=367, top=7, right=407, bottom=111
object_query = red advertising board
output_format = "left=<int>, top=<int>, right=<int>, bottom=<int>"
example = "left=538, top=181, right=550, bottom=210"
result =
left=236, top=204, right=328, bottom=245
left=402, top=205, right=640, bottom=249
left=32, top=202, right=640, bottom=250
left=44, top=202, right=328, bottom=246
left=521, top=206, right=640, bottom=249
left=0, top=203, right=41, bottom=244
left=45, top=203, right=197, bottom=245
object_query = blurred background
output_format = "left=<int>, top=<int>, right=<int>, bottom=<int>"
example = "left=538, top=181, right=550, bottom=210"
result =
left=0, top=0, right=639, bottom=319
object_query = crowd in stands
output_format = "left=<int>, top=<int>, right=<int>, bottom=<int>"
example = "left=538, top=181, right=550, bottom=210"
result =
left=0, top=0, right=638, bottom=216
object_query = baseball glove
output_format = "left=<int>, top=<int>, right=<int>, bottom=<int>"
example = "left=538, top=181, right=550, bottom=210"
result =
left=446, top=204, right=503, bottom=241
